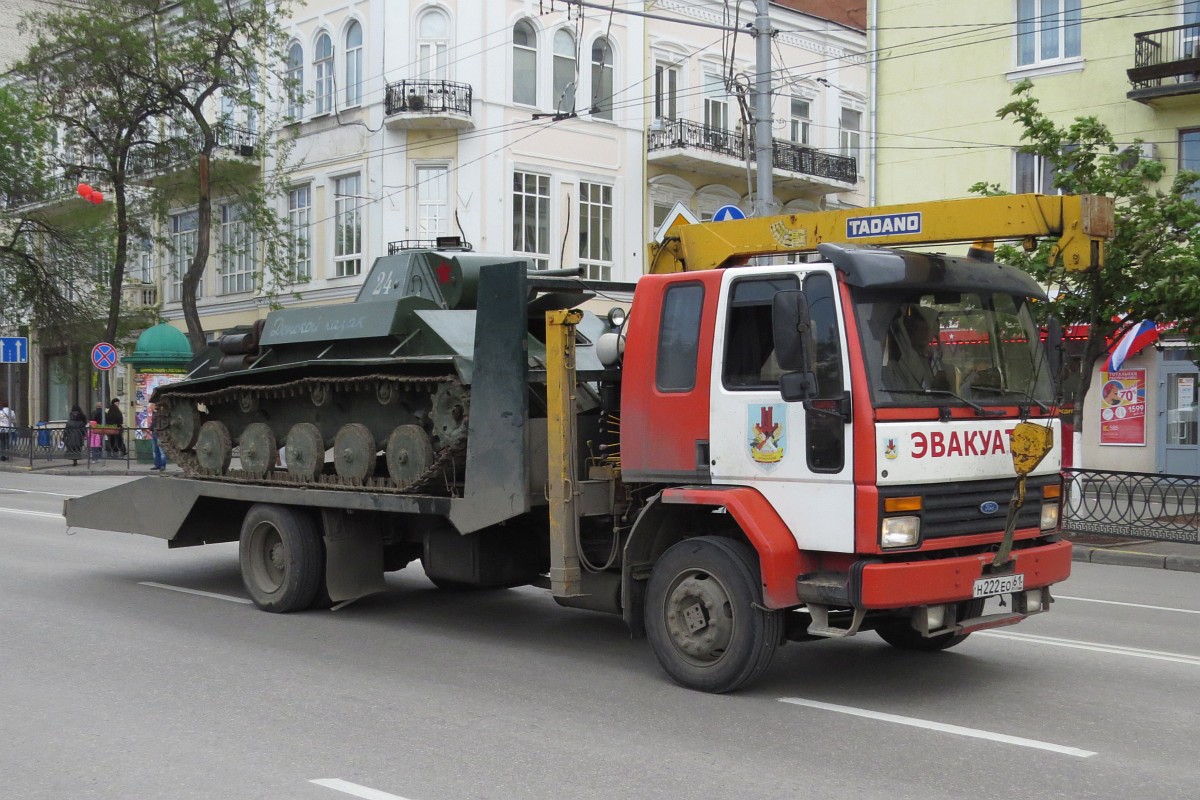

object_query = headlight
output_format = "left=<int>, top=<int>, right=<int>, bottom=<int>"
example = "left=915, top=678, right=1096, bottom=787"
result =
left=881, top=516, right=920, bottom=548
left=1040, top=501, right=1059, bottom=531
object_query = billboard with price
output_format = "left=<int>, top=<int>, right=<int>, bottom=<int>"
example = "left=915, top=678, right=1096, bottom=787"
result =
left=1099, top=369, right=1146, bottom=446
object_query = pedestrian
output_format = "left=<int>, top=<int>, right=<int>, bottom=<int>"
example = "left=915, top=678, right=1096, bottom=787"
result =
left=89, top=400, right=105, bottom=458
left=106, top=398, right=127, bottom=456
left=147, top=402, right=167, bottom=471
left=63, top=404, right=88, bottom=466
left=0, top=398, right=14, bottom=461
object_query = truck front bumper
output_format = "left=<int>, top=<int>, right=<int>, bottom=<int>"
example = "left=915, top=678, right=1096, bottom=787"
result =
left=796, top=538, right=1073, bottom=610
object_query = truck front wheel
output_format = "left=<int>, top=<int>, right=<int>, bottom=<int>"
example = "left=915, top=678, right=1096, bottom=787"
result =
left=645, top=536, right=783, bottom=693
left=239, top=504, right=324, bottom=612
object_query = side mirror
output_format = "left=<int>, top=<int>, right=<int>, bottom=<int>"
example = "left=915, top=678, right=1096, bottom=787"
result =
left=772, top=290, right=817, bottom=373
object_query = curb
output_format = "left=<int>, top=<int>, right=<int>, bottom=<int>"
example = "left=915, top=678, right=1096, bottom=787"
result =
left=1071, top=544, right=1200, bottom=574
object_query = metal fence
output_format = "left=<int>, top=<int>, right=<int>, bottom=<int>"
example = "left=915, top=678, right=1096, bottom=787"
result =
left=0, top=425, right=160, bottom=469
left=1062, top=468, right=1199, bottom=544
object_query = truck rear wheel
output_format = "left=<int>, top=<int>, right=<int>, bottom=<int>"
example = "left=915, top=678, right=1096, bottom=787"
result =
left=239, top=504, right=323, bottom=612
left=644, top=536, right=782, bottom=693
left=875, top=599, right=985, bottom=651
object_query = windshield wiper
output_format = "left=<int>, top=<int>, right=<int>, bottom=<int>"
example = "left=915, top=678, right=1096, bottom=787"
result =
left=971, top=386, right=1050, bottom=413
left=886, top=388, right=1004, bottom=417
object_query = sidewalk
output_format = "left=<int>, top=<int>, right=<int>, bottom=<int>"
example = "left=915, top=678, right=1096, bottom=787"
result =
left=1065, top=531, right=1200, bottom=573
left=0, top=456, right=181, bottom=477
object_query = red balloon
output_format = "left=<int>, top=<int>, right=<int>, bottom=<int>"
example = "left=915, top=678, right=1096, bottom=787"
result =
left=89, top=191, right=104, bottom=204
left=76, top=183, right=91, bottom=197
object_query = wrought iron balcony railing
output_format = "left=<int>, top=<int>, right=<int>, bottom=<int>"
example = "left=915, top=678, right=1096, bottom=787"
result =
left=648, top=118, right=858, bottom=185
left=1128, top=23, right=1200, bottom=96
left=385, top=79, right=473, bottom=117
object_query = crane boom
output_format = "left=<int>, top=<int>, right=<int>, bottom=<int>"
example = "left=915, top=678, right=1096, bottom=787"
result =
left=649, top=193, right=1114, bottom=274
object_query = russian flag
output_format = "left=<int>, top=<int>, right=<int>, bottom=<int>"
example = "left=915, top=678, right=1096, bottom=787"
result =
left=1105, top=319, right=1159, bottom=372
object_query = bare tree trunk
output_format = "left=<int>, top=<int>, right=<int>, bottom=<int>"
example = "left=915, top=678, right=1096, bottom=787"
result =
left=182, top=150, right=212, bottom=352
left=105, top=177, right=129, bottom=344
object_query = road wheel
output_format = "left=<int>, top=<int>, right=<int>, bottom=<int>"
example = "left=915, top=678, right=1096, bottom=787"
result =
left=195, top=421, right=232, bottom=476
left=239, top=504, right=323, bottom=612
left=644, top=536, right=782, bottom=693
left=875, top=599, right=985, bottom=652
left=238, top=422, right=276, bottom=478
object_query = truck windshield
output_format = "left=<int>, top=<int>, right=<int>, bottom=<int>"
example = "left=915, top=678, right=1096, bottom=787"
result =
left=853, top=288, right=1054, bottom=408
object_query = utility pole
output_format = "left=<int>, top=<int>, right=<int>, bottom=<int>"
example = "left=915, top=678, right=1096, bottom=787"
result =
left=753, top=0, right=775, bottom=217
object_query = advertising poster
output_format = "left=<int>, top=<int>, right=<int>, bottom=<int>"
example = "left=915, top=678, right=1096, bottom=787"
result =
left=133, top=371, right=186, bottom=439
left=1099, top=369, right=1146, bottom=446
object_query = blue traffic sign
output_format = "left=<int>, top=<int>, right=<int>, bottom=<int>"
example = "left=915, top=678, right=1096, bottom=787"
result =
left=0, top=336, right=28, bottom=364
left=91, top=342, right=118, bottom=371
left=712, top=204, right=746, bottom=222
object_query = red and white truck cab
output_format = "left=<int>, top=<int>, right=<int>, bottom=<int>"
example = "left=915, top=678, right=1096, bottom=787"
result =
left=617, top=243, right=1070, bottom=690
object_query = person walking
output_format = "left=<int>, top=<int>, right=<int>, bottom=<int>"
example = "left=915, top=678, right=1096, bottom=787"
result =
left=147, top=402, right=167, bottom=471
left=105, top=398, right=127, bottom=457
left=0, top=398, right=15, bottom=461
left=63, top=404, right=88, bottom=466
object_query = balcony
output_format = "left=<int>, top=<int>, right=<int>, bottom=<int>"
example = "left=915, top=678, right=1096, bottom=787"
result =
left=2, top=171, right=86, bottom=211
left=384, top=79, right=474, bottom=130
left=1127, top=24, right=1200, bottom=103
left=647, top=118, right=858, bottom=193
left=122, top=282, right=159, bottom=310
left=129, top=124, right=260, bottom=185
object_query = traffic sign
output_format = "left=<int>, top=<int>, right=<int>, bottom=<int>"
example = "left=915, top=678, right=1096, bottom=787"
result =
left=653, top=202, right=700, bottom=244
left=712, top=204, right=746, bottom=222
left=91, top=342, right=118, bottom=371
left=0, top=337, right=28, bottom=364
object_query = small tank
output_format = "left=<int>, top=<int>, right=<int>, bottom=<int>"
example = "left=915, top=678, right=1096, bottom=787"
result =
left=154, top=242, right=620, bottom=494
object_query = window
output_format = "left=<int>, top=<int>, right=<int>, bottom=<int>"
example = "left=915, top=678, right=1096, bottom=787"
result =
left=790, top=96, right=811, bottom=145
left=286, top=42, right=304, bottom=120
left=654, top=60, right=679, bottom=121
left=553, top=30, right=577, bottom=113
left=579, top=182, right=613, bottom=280
left=513, top=170, right=550, bottom=269
left=345, top=21, right=363, bottom=107
left=803, top=272, right=845, bottom=472
left=1014, top=151, right=1056, bottom=194
left=722, top=276, right=799, bottom=390
left=1181, top=129, right=1200, bottom=200
left=334, top=174, right=362, bottom=277
left=839, top=107, right=862, bottom=162
left=314, top=33, right=333, bottom=114
left=418, top=9, right=450, bottom=79
left=288, top=185, right=311, bottom=281
left=703, top=71, right=729, bottom=131
left=656, top=282, right=704, bottom=392
left=1017, top=0, right=1082, bottom=67
left=591, top=37, right=613, bottom=119
left=219, top=205, right=257, bottom=295
left=168, top=210, right=199, bottom=302
left=415, top=164, right=450, bottom=237
left=513, top=20, right=537, bottom=106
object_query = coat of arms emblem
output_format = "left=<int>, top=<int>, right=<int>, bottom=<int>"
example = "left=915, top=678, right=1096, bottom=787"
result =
left=748, top=404, right=785, bottom=465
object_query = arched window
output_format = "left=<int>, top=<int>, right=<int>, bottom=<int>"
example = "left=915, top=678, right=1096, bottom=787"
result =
left=314, top=32, right=333, bottom=114
left=513, top=20, right=537, bottom=106
left=417, top=8, right=450, bottom=79
left=345, top=22, right=363, bottom=106
left=590, top=37, right=614, bottom=120
left=286, top=42, right=304, bottom=119
left=552, top=29, right=576, bottom=113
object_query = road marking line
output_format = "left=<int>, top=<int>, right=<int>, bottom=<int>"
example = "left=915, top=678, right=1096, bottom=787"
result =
left=1056, top=595, right=1200, bottom=615
left=0, top=488, right=79, bottom=497
left=138, top=582, right=253, bottom=605
left=310, top=779, right=415, bottom=800
left=778, top=697, right=1096, bottom=758
left=0, top=506, right=63, bottom=519
left=977, top=630, right=1200, bottom=666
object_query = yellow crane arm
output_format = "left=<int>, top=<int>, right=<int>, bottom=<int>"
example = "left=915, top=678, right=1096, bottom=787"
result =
left=649, top=193, right=1114, bottom=274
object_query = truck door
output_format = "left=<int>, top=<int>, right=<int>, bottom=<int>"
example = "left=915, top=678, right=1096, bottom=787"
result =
left=708, top=267, right=856, bottom=553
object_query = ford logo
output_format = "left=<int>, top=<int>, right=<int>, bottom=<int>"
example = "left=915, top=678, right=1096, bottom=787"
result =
left=979, top=501, right=1000, bottom=515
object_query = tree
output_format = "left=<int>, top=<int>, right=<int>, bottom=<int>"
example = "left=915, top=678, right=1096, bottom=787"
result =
left=970, top=80, right=1200, bottom=437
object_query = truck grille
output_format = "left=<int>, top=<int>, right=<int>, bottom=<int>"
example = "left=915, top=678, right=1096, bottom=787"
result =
left=880, top=475, right=1058, bottom=539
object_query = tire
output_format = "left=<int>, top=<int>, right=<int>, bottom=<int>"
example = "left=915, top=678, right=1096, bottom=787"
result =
left=239, top=504, right=324, bottom=613
left=644, top=536, right=783, bottom=693
left=875, top=599, right=985, bottom=652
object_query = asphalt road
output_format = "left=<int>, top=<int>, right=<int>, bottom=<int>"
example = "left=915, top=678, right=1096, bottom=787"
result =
left=2, top=471, right=1198, bottom=800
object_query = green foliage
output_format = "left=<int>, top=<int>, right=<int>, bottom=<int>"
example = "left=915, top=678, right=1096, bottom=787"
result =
left=971, top=80, right=1200, bottom=429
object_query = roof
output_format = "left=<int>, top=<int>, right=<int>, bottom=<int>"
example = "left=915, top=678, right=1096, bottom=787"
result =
left=774, top=0, right=866, bottom=31
left=123, top=323, right=193, bottom=367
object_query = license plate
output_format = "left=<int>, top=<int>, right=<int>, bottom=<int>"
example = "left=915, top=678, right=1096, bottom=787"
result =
left=972, top=573, right=1024, bottom=598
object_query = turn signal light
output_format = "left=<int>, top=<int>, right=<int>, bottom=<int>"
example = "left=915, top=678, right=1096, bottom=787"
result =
left=884, top=496, right=923, bottom=512
left=1042, top=484, right=1061, bottom=499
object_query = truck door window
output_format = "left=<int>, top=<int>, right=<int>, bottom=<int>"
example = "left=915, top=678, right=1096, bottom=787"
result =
left=656, top=282, right=705, bottom=392
left=722, top=276, right=799, bottom=390
left=804, top=272, right=845, bottom=473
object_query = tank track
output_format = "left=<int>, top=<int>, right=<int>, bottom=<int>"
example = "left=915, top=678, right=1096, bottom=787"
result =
left=157, top=374, right=467, bottom=496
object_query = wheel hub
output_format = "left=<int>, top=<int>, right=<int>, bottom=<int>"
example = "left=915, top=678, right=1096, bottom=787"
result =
left=664, top=572, right=734, bottom=664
